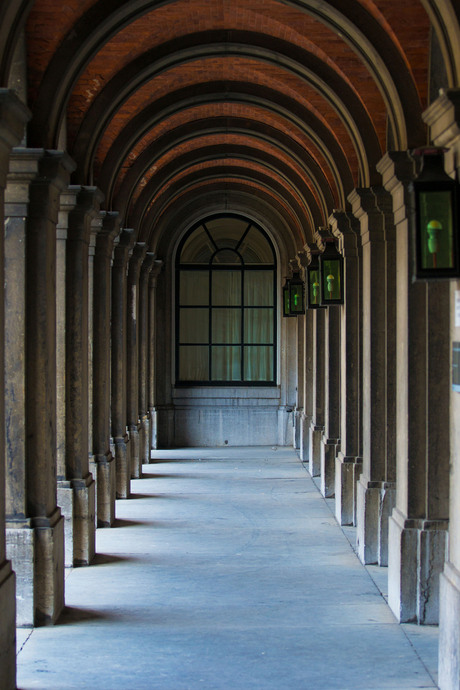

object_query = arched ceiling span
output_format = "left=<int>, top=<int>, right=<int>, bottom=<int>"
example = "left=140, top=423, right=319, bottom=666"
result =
left=11, top=0, right=449, bottom=250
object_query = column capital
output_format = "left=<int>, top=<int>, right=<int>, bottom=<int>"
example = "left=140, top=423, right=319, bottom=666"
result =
left=140, top=251, right=156, bottom=277
left=304, top=242, right=321, bottom=263
left=92, top=211, right=121, bottom=254
left=149, top=259, right=163, bottom=287
left=0, top=89, right=30, bottom=185
left=423, top=88, right=460, bottom=149
left=328, top=211, right=360, bottom=257
left=376, top=151, right=415, bottom=224
left=128, top=242, right=148, bottom=285
left=113, top=228, right=135, bottom=269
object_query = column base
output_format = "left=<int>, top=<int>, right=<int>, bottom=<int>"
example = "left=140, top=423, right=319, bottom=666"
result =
left=321, top=437, right=339, bottom=498
left=335, top=453, right=362, bottom=526
left=129, top=424, right=141, bottom=478
left=308, top=423, right=324, bottom=477
left=439, top=561, right=460, bottom=689
left=7, top=509, right=65, bottom=626
left=115, top=434, right=131, bottom=498
left=149, top=406, right=157, bottom=453
left=57, top=474, right=95, bottom=567
left=388, top=508, right=448, bottom=623
left=140, top=414, right=150, bottom=465
left=294, top=409, right=302, bottom=450
left=94, top=453, right=116, bottom=527
left=0, top=559, right=16, bottom=689
left=356, top=476, right=395, bottom=566
left=299, top=413, right=311, bottom=463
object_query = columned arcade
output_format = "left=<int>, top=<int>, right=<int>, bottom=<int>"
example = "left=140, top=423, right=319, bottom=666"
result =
left=0, top=2, right=460, bottom=688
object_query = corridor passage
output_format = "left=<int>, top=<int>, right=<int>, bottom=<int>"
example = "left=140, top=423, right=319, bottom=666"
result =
left=17, top=448, right=438, bottom=689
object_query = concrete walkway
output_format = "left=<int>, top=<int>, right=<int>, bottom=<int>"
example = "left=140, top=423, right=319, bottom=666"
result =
left=17, top=447, right=439, bottom=689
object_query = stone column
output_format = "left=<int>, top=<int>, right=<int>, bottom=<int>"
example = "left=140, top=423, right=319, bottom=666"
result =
left=379, top=151, right=450, bottom=624
left=307, top=243, right=326, bottom=477
left=299, top=248, right=315, bottom=464
left=329, top=211, right=362, bottom=526
left=148, top=260, right=163, bottom=452
left=127, top=243, right=148, bottom=479
left=421, top=91, right=460, bottom=686
left=6, top=148, right=73, bottom=627
left=60, top=186, right=104, bottom=567
left=138, top=252, right=156, bottom=466
left=316, top=232, right=341, bottom=498
left=112, top=229, right=134, bottom=497
left=92, top=212, right=120, bottom=526
left=349, top=187, right=396, bottom=566
left=0, top=89, right=29, bottom=688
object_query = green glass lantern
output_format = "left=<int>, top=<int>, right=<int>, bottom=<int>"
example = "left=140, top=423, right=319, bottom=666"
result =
left=306, top=253, right=323, bottom=309
left=282, top=277, right=294, bottom=317
left=410, top=147, right=459, bottom=280
left=289, top=271, right=305, bottom=314
left=319, top=239, right=344, bottom=305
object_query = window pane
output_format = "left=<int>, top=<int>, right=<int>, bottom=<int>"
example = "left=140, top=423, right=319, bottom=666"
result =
left=212, top=346, right=241, bottom=381
left=244, top=309, right=273, bottom=343
left=179, top=346, right=209, bottom=381
left=240, top=227, right=274, bottom=264
left=244, top=346, right=273, bottom=381
left=180, top=271, right=209, bottom=305
left=244, top=271, right=273, bottom=305
left=181, top=226, right=213, bottom=264
left=206, top=217, right=248, bottom=249
left=211, top=271, right=241, bottom=305
left=212, top=308, right=241, bottom=343
left=180, top=308, right=208, bottom=343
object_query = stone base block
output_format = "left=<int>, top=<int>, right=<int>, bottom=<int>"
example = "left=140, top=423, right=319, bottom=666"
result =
left=294, top=409, right=302, bottom=450
left=129, top=425, right=141, bottom=479
left=308, top=424, right=324, bottom=477
left=388, top=508, right=448, bottom=623
left=140, top=414, right=150, bottom=465
left=299, top=413, right=311, bottom=463
left=6, top=523, right=35, bottom=625
left=0, top=560, right=16, bottom=689
left=115, top=434, right=131, bottom=498
left=439, top=561, right=460, bottom=690
left=58, top=475, right=95, bottom=567
left=31, top=509, right=65, bottom=626
left=321, top=437, right=339, bottom=498
left=94, top=453, right=116, bottom=528
left=149, top=406, right=157, bottom=455
left=356, top=477, right=395, bottom=565
left=334, top=454, right=362, bottom=526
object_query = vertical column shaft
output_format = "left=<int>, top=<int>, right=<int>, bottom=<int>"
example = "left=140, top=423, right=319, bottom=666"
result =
left=127, top=243, right=147, bottom=479
left=0, top=89, right=29, bottom=688
left=138, top=252, right=156, bottom=466
left=148, top=261, right=162, bottom=452
left=111, top=229, right=134, bottom=497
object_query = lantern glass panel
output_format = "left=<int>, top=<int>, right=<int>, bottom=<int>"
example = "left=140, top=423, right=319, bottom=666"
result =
left=289, top=283, right=304, bottom=314
left=307, top=267, right=321, bottom=307
left=321, top=258, right=342, bottom=302
left=417, top=189, right=454, bottom=270
left=283, top=283, right=291, bottom=316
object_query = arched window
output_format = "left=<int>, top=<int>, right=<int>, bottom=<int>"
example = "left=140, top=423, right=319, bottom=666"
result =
left=176, top=214, right=277, bottom=385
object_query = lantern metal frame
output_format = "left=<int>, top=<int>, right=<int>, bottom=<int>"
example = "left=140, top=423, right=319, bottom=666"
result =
left=306, top=253, right=323, bottom=309
left=282, top=277, right=295, bottom=317
left=410, top=147, right=460, bottom=281
left=288, top=271, right=305, bottom=315
left=318, top=238, right=344, bottom=305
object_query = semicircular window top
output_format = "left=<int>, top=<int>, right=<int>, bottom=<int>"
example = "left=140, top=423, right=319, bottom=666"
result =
left=176, top=214, right=277, bottom=385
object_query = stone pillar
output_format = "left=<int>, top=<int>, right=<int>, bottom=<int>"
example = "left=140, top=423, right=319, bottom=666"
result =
left=298, top=251, right=312, bottom=462
left=127, top=243, right=148, bottom=479
left=112, top=229, right=134, bottom=497
left=138, top=252, right=156, bottom=466
left=315, top=232, right=341, bottom=498
left=422, top=90, right=460, bottom=686
left=0, top=89, right=29, bottom=688
left=148, top=260, right=163, bottom=452
left=329, top=212, right=362, bottom=525
left=379, top=151, right=450, bottom=624
left=92, top=212, right=120, bottom=526
left=349, top=187, right=396, bottom=566
left=6, top=148, right=73, bottom=627
left=307, top=243, right=326, bottom=477
left=60, top=186, right=103, bottom=567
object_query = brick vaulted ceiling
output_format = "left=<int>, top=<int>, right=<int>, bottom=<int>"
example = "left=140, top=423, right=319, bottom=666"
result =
left=10, top=0, right=449, bottom=248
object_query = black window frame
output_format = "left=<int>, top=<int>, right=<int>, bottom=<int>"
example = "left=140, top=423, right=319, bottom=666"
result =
left=175, top=213, right=277, bottom=387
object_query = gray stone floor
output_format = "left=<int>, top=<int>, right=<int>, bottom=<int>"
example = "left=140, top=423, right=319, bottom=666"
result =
left=17, top=447, right=439, bottom=689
